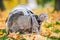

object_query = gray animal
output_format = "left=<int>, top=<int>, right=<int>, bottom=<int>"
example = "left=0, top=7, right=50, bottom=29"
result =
left=6, top=5, right=48, bottom=34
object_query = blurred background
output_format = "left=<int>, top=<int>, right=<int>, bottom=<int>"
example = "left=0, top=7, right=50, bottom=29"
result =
left=0, top=0, right=60, bottom=40
left=0, top=0, right=55, bottom=12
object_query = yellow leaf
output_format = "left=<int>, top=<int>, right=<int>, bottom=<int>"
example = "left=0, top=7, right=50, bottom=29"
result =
left=0, top=31, right=3, bottom=35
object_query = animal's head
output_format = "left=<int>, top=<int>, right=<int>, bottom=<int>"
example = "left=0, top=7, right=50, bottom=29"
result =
left=38, top=12, right=48, bottom=22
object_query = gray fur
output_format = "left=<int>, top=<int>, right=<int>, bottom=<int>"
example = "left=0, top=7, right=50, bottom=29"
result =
left=6, top=6, right=48, bottom=34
